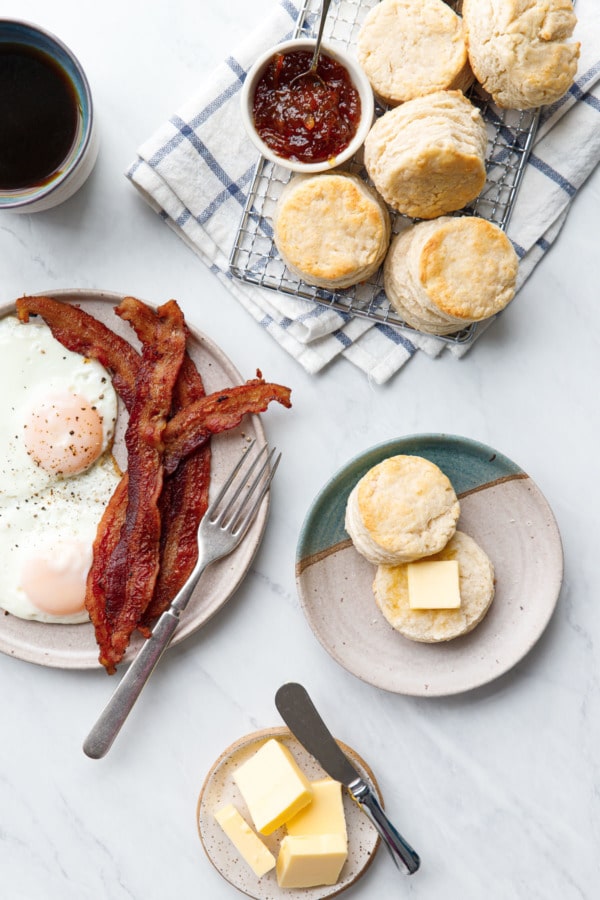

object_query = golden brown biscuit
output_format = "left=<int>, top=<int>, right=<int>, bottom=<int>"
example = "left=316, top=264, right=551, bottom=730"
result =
left=272, top=173, right=391, bottom=289
left=383, top=216, right=519, bottom=334
left=363, top=91, right=487, bottom=219
left=357, top=0, right=473, bottom=106
left=383, top=225, right=465, bottom=335
left=373, top=531, right=495, bottom=642
left=345, top=455, right=460, bottom=566
left=463, top=0, right=579, bottom=110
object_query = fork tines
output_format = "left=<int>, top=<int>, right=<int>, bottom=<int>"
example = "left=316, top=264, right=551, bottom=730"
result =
left=208, top=441, right=281, bottom=537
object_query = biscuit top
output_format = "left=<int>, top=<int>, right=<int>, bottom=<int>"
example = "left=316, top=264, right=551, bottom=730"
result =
left=273, top=173, right=390, bottom=282
left=418, top=217, right=519, bottom=320
left=463, top=0, right=579, bottom=109
left=356, top=455, right=459, bottom=554
left=357, top=0, right=472, bottom=104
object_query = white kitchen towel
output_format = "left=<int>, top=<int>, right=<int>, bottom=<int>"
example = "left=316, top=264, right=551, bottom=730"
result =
left=127, top=0, right=600, bottom=382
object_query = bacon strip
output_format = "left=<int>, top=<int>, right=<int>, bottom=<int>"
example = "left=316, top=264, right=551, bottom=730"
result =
left=145, top=357, right=211, bottom=624
left=15, top=295, right=140, bottom=410
left=162, top=378, right=292, bottom=475
left=116, top=304, right=211, bottom=628
left=94, top=299, right=186, bottom=672
left=85, top=476, right=129, bottom=668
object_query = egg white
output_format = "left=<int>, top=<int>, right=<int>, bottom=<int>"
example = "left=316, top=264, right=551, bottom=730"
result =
left=0, top=445, right=122, bottom=623
left=0, top=314, right=122, bottom=623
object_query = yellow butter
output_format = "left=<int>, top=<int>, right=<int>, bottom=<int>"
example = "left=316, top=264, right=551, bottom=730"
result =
left=407, top=559, right=461, bottom=609
left=276, top=834, right=348, bottom=888
left=286, top=778, right=347, bottom=839
left=233, top=738, right=313, bottom=835
left=214, top=804, right=276, bottom=877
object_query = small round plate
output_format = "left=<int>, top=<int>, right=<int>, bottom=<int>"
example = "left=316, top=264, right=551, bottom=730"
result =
left=197, top=727, right=380, bottom=899
left=296, top=434, right=563, bottom=697
left=0, top=290, right=271, bottom=669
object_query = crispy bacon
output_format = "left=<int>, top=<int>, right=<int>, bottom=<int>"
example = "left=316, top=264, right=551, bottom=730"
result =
left=15, top=296, right=292, bottom=468
left=14, top=294, right=292, bottom=672
left=143, top=367, right=211, bottom=624
left=94, top=299, right=186, bottom=672
left=163, top=379, right=292, bottom=474
left=117, top=304, right=211, bottom=627
left=15, top=295, right=140, bottom=410
left=85, top=476, right=129, bottom=669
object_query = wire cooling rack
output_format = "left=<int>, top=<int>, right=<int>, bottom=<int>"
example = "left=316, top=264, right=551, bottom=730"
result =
left=229, top=0, right=541, bottom=346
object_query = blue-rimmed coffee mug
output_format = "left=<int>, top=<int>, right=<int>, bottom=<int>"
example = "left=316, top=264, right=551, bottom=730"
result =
left=0, top=20, right=98, bottom=212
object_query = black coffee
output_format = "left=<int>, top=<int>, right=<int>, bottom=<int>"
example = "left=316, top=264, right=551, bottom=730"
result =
left=0, top=43, right=79, bottom=191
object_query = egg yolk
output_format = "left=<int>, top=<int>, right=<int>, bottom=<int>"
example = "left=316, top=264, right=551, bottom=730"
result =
left=24, top=393, right=104, bottom=475
left=20, top=541, right=92, bottom=616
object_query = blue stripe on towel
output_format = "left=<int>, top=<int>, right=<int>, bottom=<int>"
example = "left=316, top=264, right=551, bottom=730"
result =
left=375, top=323, right=416, bottom=353
left=334, top=330, right=352, bottom=348
left=527, top=154, right=577, bottom=197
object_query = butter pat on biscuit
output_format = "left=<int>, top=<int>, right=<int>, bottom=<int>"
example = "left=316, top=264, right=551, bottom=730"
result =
left=233, top=738, right=312, bottom=835
left=374, top=531, right=495, bottom=643
left=408, top=559, right=461, bottom=609
left=214, top=804, right=276, bottom=877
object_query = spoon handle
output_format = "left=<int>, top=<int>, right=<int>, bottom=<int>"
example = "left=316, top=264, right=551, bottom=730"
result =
left=310, top=0, right=333, bottom=69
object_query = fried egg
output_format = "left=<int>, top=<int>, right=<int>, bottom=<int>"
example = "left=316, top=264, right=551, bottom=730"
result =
left=0, top=314, right=122, bottom=623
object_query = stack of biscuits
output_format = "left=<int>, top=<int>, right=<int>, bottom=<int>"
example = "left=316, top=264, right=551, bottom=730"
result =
left=345, top=455, right=495, bottom=643
left=268, top=0, right=579, bottom=335
left=383, top=216, right=520, bottom=335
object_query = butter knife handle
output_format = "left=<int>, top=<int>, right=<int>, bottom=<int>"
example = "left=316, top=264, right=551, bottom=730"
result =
left=351, top=779, right=420, bottom=876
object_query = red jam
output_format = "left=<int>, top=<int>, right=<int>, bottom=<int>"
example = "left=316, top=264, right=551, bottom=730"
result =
left=252, top=50, right=361, bottom=164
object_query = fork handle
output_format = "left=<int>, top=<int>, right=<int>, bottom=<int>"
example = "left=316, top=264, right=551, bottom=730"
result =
left=83, top=552, right=210, bottom=759
left=83, top=608, right=181, bottom=759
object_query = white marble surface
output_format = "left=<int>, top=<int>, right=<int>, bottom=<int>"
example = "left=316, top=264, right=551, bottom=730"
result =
left=1, top=2, right=599, bottom=898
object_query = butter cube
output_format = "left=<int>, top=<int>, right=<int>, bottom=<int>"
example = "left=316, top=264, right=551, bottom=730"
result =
left=233, top=738, right=313, bottom=835
left=286, top=778, right=347, bottom=840
left=407, top=559, right=461, bottom=609
left=214, top=804, right=276, bottom=877
left=276, top=834, right=348, bottom=888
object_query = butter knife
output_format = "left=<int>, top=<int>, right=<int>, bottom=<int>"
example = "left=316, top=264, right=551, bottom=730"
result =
left=275, top=682, right=420, bottom=876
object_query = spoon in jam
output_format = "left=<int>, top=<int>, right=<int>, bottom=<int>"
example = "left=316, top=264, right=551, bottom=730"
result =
left=291, top=0, right=333, bottom=87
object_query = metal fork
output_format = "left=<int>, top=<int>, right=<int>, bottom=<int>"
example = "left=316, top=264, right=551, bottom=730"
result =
left=83, top=441, right=281, bottom=759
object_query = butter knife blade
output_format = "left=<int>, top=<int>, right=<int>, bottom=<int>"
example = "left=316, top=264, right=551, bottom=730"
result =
left=275, top=682, right=420, bottom=876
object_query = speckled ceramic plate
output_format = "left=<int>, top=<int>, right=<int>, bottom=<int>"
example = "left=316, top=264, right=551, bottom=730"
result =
left=0, top=289, right=272, bottom=669
left=296, top=434, right=563, bottom=697
left=197, top=727, right=380, bottom=899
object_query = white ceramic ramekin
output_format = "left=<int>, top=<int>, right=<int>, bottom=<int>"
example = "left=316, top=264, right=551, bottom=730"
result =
left=240, top=38, right=374, bottom=174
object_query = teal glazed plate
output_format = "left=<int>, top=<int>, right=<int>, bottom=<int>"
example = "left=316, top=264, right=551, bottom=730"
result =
left=296, top=434, right=563, bottom=697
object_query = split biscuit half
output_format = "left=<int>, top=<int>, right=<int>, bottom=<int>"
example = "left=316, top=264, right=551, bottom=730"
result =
left=373, top=531, right=495, bottom=643
left=345, top=455, right=460, bottom=566
left=462, top=0, right=580, bottom=110
left=272, top=172, right=391, bottom=290
left=357, top=0, right=473, bottom=106
left=363, top=91, right=487, bottom=219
